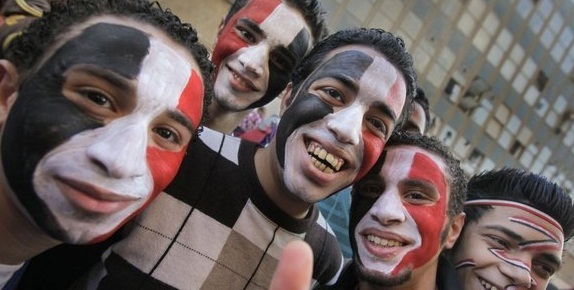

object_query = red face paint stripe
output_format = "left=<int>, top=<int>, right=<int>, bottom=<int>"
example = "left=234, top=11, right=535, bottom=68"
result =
left=465, top=199, right=563, bottom=233
left=353, top=130, right=384, bottom=182
left=211, top=0, right=282, bottom=66
left=177, top=70, right=203, bottom=129
left=490, top=248, right=531, bottom=272
left=396, top=152, right=448, bottom=271
left=509, top=216, right=560, bottom=244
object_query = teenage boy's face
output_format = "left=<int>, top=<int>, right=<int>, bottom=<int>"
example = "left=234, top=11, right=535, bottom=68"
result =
left=351, top=145, right=454, bottom=287
left=453, top=201, right=564, bottom=290
left=211, top=0, right=312, bottom=111
left=0, top=17, right=204, bottom=243
left=275, top=45, right=407, bottom=205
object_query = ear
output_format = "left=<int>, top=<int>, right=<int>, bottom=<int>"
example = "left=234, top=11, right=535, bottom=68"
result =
left=443, top=212, right=465, bottom=250
left=0, top=60, right=19, bottom=125
left=278, top=82, right=294, bottom=116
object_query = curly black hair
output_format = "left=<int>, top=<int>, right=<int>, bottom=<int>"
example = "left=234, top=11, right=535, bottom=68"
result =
left=3, top=0, right=214, bottom=135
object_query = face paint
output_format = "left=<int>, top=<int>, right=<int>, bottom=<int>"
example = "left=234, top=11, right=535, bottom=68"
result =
left=453, top=201, right=564, bottom=290
left=212, top=0, right=312, bottom=110
left=275, top=47, right=406, bottom=209
left=352, top=146, right=449, bottom=285
left=276, top=50, right=374, bottom=167
left=2, top=21, right=202, bottom=243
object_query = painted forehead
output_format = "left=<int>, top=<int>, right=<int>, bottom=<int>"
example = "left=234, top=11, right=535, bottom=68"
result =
left=382, top=147, right=446, bottom=184
left=466, top=199, right=565, bottom=245
left=235, top=0, right=311, bottom=58
left=307, top=49, right=374, bottom=86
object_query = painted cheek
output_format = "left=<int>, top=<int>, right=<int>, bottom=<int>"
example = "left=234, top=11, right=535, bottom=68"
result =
left=147, top=145, right=187, bottom=199
left=211, top=0, right=281, bottom=66
left=177, top=70, right=203, bottom=127
left=353, top=130, right=384, bottom=182
left=395, top=153, right=447, bottom=271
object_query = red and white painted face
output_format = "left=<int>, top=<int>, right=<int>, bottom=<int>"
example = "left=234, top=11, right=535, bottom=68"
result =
left=212, top=0, right=312, bottom=111
left=353, top=145, right=449, bottom=280
left=19, top=19, right=204, bottom=244
left=277, top=46, right=406, bottom=205
left=453, top=200, right=564, bottom=290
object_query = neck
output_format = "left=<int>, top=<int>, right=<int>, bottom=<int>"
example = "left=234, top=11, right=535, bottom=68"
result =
left=254, top=141, right=310, bottom=219
left=205, top=102, right=251, bottom=134
left=0, top=187, right=60, bottom=265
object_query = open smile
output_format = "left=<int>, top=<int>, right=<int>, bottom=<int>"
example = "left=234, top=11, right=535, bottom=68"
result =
left=306, top=141, right=344, bottom=173
left=228, top=66, right=258, bottom=92
left=478, top=277, right=501, bottom=290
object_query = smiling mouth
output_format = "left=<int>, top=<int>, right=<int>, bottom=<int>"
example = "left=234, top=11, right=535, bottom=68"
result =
left=367, top=235, right=405, bottom=247
left=307, top=141, right=344, bottom=173
left=230, top=70, right=257, bottom=91
left=479, top=277, right=500, bottom=290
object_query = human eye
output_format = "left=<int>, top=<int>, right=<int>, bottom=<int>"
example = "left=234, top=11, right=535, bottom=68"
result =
left=484, top=235, right=510, bottom=249
left=82, top=90, right=113, bottom=108
left=269, top=53, right=292, bottom=73
left=236, top=26, right=256, bottom=43
left=151, top=114, right=193, bottom=152
left=533, top=262, right=556, bottom=279
left=404, top=190, right=432, bottom=204
left=366, top=117, right=388, bottom=137
left=320, top=87, right=344, bottom=103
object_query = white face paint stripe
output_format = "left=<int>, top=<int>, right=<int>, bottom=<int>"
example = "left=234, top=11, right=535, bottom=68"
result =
left=464, top=199, right=564, bottom=235
left=509, top=217, right=560, bottom=246
left=259, top=3, right=312, bottom=53
left=138, top=38, right=193, bottom=113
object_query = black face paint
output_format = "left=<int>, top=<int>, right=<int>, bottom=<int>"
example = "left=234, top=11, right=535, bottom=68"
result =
left=1, top=23, right=150, bottom=236
left=275, top=50, right=374, bottom=167
left=248, top=28, right=310, bottom=109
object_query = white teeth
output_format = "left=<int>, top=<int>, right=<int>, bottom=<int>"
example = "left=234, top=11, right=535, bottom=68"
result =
left=366, top=235, right=404, bottom=247
left=306, top=142, right=344, bottom=173
left=232, top=72, right=250, bottom=88
left=479, top=278, right=499, bottom=290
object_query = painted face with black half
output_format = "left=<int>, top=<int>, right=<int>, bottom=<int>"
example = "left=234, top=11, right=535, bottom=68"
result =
left=453, top=200, right=564, bottom=290
left=212, top=0, right=312, bottom=111
left=350, top=146, right=452, bottom=287
left=275, top=45, right=407, bottom=205
left=0, top=17, right=204, bottom=244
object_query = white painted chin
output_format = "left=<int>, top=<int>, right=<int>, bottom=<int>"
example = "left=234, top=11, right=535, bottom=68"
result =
left=32, top=149, right=153, bottom=244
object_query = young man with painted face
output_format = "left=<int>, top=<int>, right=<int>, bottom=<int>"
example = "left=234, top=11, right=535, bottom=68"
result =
left=400, top=88, right=431, bottom=135
left=319, top=132, right=467, bottom=290
left=0, top=0, right=213, bottom=287
left=451, top=168, right=574, bottom=290
left=84, top=28, right=417, bottom=289
left=206, top=0, right=328, bottom=134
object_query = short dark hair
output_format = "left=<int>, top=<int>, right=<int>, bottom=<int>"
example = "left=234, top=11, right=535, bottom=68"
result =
left=464, top=167, right=574, bottom=241
left=224, top=0, right=328, bottom=45
left=291, top=28, right=417, bottom=126
left=4, top=0, right=214, bottom=130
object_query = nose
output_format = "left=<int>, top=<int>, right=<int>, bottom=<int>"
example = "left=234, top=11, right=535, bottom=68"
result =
left=369, top=189, right=406, bottom=225
left=326, top=105, right=362, bottom=145
left=499, top=261, right=533, bottom=289
left=238, top=44, right=268, bottom=77
left=86, top=119, right=148, bottom=179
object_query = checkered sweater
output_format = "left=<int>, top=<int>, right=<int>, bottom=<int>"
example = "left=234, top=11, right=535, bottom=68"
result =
left=86, top=128, right=344, bottom=290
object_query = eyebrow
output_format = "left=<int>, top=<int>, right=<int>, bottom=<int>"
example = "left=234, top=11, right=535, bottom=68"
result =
left=402, top=179, right=439, bottom=198
left=238, top=18, right=265, bottom=38
left=167, top=110, right=194, bottom=134
left=372, top=101, right=398, bottom=124
left=77, top=65, right=132, bottom=91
